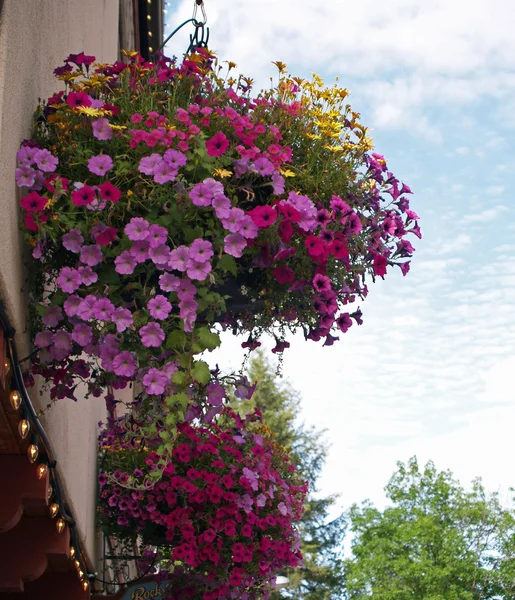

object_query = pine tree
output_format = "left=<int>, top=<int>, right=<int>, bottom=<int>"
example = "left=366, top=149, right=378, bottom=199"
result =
left=239, top=351, right=346, bottom=599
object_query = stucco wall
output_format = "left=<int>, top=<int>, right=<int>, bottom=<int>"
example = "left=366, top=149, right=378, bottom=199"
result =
left=0, top=0, right=120, bottom=566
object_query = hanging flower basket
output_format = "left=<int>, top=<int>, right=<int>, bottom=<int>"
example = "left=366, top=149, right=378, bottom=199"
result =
left=98, top=408, right=307, bottom=600
left=17, top=50, right=419, bottom=419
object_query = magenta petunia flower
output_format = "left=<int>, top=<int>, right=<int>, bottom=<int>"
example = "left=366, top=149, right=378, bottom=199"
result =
left=88, top=154, right=113, bottom=176
left=112, top=351, right=137, bottom=378
left=20, top=192, right=48, bottom=212
left=72, top=323, right=93, bottom=347
left=92, top=118, right=113, bottom=141
left=71, top=184, right=95, bottom=206
left=114, top=251, right=137, bottom=275
left=56, top=266, right=82, bottom=293
left=189, top=238, right=213, bottom=263
left=125, top=217, right=150, bottom=241
left=147, top=294, right=172, bottom=320
left=95, top=226, right=118, bottom=246
left=142, top=368, right=169, bottom=395
left=66, top=91, right=92, bottom=108
left=34, top=149, right=58, bottom=172
left=131, top=113, right=143, bottom=123
left=224, top=233, right=247, bottom=258
left=15, top=165, right=37, bottom=187
left=336, top=313, right=353, bottom=333
left=248, top=205, right=277, bottom=228
left=80, top=244, right=103, bottom=266
left=112, top=307, right=133, bottom=332
left=168, top=246, right=190, bottom=272
left=139, top=322, right=165, bottom=348
left=98, top=181, right=122, bottom=203
left=313, top=273, right=331, bottom=293
left=205, top=132, right=229, bottom=157
left=62, top=229, right=84, bottom=253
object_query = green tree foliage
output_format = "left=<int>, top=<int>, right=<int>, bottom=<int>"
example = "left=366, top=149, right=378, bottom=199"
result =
left=239, top=351, right=346, bottom=599
left=345, top=457, right=515, bottom=600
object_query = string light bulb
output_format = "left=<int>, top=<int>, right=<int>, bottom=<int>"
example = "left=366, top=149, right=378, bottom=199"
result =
left=4, top=359, right=10, bottom=375
left=82, top=580, right=89, bottom=592
left=70, top=546, right=76, bottom=558
left=56, top=518, right=66, bottom=533
left=9, top=390, right=21, bottom=410
left=78, top=569, right=84, bottom=578
left=74, top=559, right=80, bottom=569
left=50, top=503, right=59, bottom=518
left=37, top=463, right=48, bottom=479
left=27, top=443, right=38, bottom=463
left=18, top=419, right=30, bottom=439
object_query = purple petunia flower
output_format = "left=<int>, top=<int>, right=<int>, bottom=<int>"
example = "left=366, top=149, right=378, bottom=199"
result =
left=189, top=238, right=213, bottom=263
left=76, top=295, right=98, bottom=321
left=56, top=266, right=82, bottom=293
left=42, top=306, right=63, bottom=328
left=130, top=240, right=150, bottom=263
left=93, top=298, right=115, bottom=321
left=186, top=259, right=211, bottom=281
left=222, top=207, right=245, bottom=233
left=189, top=182, right=212, bottom=207
left=149, top=244, right=171, bottom=268
left=78, top=266, right=98, bottom=286
left=147, top=295, right=172, bottom=320
left=80, top=244, right=103, bottom=266
left=163, top=149, right=187, bottom=169
left=62, top=229, right=84, bottom=253
left=168, top=246, right=190, bottom=272
left=125, top=217, right=150, bottom=241
left=271, top=171, right=285, bottom=195
left=238, top=216, right=259, bottom=240
left=92, top=118, right=113, bottom=141
left=112, top=307, right=133, bottom=332
left=147, top=224, right=168, bottom=248
left=252, top=157, right=274, bottom=176
left=17, top=145, right=39, bottom=165
left=138, top=153, right=162, bottom=175
left=159, top=272, right=180, bottom=292
left=142, top=368, right=169, bottom=395
left=15, top=165, right=37, bottom=187
left=34, top=330, right=53, bottom=348
left=153, top=160, right=177, bottom=184
left=112, top=351, right=137, bottom=378
left=88, top=154, right=113, bottom=176
left=53, top=330, right=72, bottom=351
left=224, top=233, right=247, bottom=258
left=115, top=251, right=137, bottom=275
left=63, top=295, right=82, bottom=317
left=72, top=323, right=93, bottom=347
left=34, top=149, right=58, bottom=172
left=139, top=322, right=165, bottom=347
left=212, top=194, right=231, bottom=219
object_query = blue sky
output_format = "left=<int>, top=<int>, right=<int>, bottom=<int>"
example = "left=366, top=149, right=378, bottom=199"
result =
left=165, top=0, right=515, bottom=512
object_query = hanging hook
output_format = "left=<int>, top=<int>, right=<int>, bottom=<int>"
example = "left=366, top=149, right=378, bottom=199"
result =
left=193, top=0, right=207, bottom=25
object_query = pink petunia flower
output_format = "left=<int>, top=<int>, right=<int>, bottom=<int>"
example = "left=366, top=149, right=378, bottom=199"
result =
left=92, top=118, right=113, bottom=140
left=189, top=239, right=213, bottom=263
left=112, top=307, right=133, bottom=333
left=224, top=233, right=247, bottom=258
left=80, top=244, right=103, bottom=266
left=125, top=217, right=150, bottom=241
left=115, top=251, right=137, bottom=275
left=62, top=229, right=84, bottom=253
left=168, top=246, right=190, bottom=272
left=15, top=165, right=37, bottom=187
left=20, top=192, right=48, bottom=212
left=71, top=184, right=95, bottom=206
left=142, top=368, right=169, bottom=395
left=72, top=323, right=93, bottom=347
left=112, top=351, right=137, bottom=378
left=56, top=267, right=82, bottom=293
left=34, top=149, right=58, bottom=172
left=98, top=181, right=122, bottom=203
left=147, top=295, right=172, bottom=320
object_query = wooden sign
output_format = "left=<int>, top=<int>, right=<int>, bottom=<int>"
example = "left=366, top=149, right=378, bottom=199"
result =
left=104, top=578, right=172, bottom=600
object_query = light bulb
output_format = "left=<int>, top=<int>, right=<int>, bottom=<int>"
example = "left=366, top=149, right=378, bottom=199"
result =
left=70, top=547, right=76, bottom=558
left=28, top=443, right=38, bottom=463
left=37, top=463, right=48, bottom=479
left=10, top=390, right=21, bottom=410
left=74, top=559, right=80, bottom=569
left=148, top=31, right=153, bottom=37
left=148, top=46, right=153, bottom=52
left=82, top=580, right=89, bottom=591
left=4, top=359, right=10, bottom=374
left=50, top=503, right=59, bottom=518
left=147, top=14, right=151, bottom=20
left=78, top=569, right=84, bottom=578
left=18, top=419, right=30, bottom=439
left=56, top=518, right=65, bottom=533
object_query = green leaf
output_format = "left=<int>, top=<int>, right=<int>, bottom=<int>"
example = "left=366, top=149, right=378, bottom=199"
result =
left=166, top=330, right=186, bottom=350
left=218, top=254, right=237, bottom=277
left=171, top=371, right=187, bottom=385
left=191, top=360, right=211, bottom=385
left=165, top=393, right=189, bottom=410
left=98, top=266, right=121, bottom=285
left=196, top=326, right=221, bottom=351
